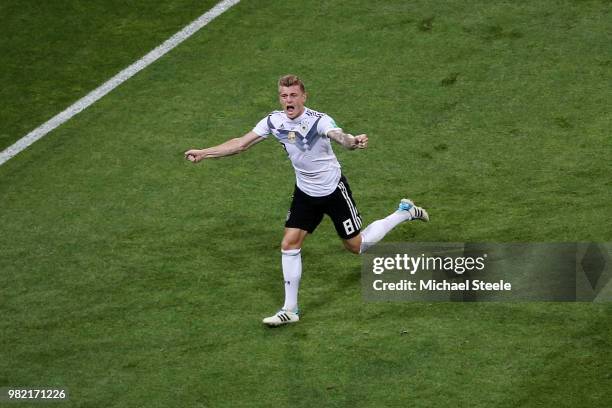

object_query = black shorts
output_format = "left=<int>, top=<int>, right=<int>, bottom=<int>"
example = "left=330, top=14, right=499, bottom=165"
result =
left=285, top=175, right=363, bottom=240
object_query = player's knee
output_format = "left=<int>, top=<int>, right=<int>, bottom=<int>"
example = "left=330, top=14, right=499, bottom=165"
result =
left=347, top=245, right=360, bottom=255
left=343, top=239, right=361, bottom=255
left=281, top=237, right=301, bottom=251
left=281, top=228, right=307, bottom=251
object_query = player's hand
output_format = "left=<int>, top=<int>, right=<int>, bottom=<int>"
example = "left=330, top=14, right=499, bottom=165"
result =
left=184, top=149, right=204, bottom=163
left=354, top=134, right=368, bottom=149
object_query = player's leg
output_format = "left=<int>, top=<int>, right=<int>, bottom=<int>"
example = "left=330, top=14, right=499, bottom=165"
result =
left=357, top=198, right=429, bottom=253
left=342, top=234, right=362, bottom=254
left=325, top=176, right=429, bottom=254
left=280, top=227, right=308, bottom=312
left=281, top=227, right=308, bottom=251
left=325, top=175, right=364, bottom=254
left=263, top=187, right=323, bottom=327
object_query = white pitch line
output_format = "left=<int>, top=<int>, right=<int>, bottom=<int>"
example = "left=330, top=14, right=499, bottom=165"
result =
left=0, top=0, right=241, bottom=166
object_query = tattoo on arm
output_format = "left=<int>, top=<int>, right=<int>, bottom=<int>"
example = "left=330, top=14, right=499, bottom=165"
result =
left=327, top=130, right=357, bottom=149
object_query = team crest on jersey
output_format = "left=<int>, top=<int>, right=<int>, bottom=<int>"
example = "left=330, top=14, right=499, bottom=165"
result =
left=287, top=131, right=296, bottom=143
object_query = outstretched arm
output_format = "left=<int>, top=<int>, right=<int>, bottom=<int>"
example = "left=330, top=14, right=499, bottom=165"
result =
left=327, top=129, right=368, bottom=150
left=184, top=131, right=264, bottom=163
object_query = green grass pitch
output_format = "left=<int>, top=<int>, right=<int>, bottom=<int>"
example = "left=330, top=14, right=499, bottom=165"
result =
left=1, top=0, right=611, bottom=407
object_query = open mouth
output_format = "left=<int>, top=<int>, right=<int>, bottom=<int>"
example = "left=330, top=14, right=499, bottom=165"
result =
left=286, top=105, right=295, bottom=114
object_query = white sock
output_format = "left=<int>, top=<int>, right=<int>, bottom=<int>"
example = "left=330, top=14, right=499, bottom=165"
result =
left=281, top=248, right=302, bottom=311
left=359, top=211, right=412, bottom=253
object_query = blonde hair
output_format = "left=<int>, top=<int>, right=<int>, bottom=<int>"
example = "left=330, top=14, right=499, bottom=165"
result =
left=278, top=74, right=305, bottom=93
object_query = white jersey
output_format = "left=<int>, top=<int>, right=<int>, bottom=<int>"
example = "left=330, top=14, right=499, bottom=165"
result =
left=253, top=107, right=343, bottom=197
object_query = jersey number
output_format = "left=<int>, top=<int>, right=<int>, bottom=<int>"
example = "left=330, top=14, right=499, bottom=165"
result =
left=342, top=219, right=355, bottom=236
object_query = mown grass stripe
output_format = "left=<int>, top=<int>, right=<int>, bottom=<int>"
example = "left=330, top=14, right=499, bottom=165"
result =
left=0, top=0, right=240, bottom=166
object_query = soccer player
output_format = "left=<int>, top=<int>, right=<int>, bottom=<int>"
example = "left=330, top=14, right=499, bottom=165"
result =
left=185, top=75, right=428, bottom=326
